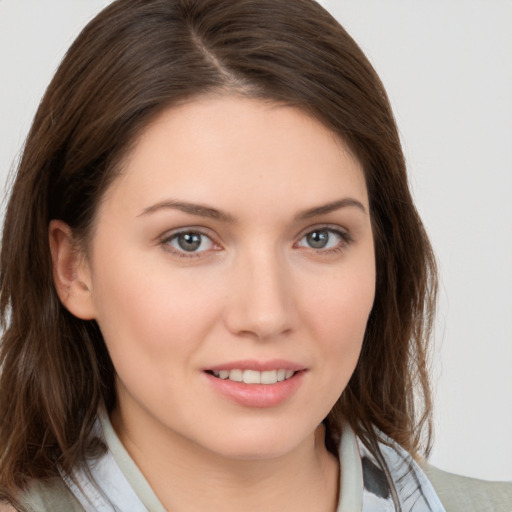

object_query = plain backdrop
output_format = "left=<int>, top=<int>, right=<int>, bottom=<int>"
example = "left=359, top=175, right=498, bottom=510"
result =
left=1, top=0, right=511, bottom=481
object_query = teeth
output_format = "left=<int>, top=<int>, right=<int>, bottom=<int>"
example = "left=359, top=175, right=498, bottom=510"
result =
left=243, top=370, right=261, bottom=384
left=229, top=369, right=243, bottom=382
left=261, top=370, right=277, bottom=384
left=211, top=369, right=297, bottom=384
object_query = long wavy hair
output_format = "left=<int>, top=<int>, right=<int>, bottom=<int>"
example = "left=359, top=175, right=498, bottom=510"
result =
left=0, top=0, right=437, bottom=499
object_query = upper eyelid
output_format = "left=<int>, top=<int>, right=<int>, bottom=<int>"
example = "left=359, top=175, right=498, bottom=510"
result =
left=294, top=226, right=354, bottom=254
left=295, top=223, right=352, bottom=240
left=160, top=227, right=217, bottom=243
left=159, top=230, right=221, bottom=259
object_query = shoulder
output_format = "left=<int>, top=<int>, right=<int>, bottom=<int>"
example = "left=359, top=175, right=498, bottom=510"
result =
left=6, top=478, right=84, bottom=512
left=421, top=462, right=512, bottom=512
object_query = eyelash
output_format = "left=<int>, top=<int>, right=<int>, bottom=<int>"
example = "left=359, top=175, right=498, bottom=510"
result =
left=295, top=226, right=353, bottom=255
left=160, top=229, right=219, bottom=259
left=160, top=225, right=353, bottom=259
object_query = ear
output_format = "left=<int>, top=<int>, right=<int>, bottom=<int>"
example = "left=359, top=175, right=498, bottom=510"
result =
left=49, top=220, right=97, bottom=320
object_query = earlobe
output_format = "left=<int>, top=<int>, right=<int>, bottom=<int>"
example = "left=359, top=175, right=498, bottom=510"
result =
left=49, top=220, right=97, bottom=320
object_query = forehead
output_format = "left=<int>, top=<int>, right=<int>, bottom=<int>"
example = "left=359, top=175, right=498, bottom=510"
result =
left=103, top=95, right=368, bottom=221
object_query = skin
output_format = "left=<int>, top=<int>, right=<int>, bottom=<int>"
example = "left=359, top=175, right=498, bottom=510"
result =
left=51, top=95, right=376, bottom=511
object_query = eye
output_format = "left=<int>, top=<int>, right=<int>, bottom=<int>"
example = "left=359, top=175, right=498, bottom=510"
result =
left=164, top=230, right=215, bottom=254
left=297, top=228, right=350, bottom=251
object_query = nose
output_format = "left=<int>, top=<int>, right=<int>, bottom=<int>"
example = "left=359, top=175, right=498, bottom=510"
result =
left=224, top=247, right=297, bottom=341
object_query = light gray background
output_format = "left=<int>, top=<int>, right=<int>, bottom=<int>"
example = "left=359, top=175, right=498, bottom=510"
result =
left=1, top=0, right=511, bottom=481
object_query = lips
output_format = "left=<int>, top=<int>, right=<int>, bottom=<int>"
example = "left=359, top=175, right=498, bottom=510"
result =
left=204, top=360, right=306, bottom=408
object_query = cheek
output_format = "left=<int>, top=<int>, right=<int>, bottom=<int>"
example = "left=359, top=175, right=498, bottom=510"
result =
left=287, top=264, right=374, bottom=422
left=90, top=252, right=224, bottom=368
left=303, top=263, right=375, bottom=341
left=298, top=254, right=375, bottom=385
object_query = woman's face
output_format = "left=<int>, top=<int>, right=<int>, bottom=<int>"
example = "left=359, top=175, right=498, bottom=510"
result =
left=77, top=96, right=375, bottom=460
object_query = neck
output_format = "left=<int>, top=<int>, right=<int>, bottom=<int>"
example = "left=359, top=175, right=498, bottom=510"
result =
left=110, top=408, right=340, bottom=512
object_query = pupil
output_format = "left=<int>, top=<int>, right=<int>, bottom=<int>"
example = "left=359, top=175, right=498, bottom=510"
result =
left=307, top=230, right=328, bottom=249
left=178, top=232, right=201, bottom=251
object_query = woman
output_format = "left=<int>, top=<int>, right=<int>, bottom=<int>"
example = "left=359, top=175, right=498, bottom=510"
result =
left=0, top=1, right=509, bottom=511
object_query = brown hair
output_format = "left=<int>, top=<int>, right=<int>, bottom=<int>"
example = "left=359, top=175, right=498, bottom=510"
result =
left=0, top=0, right=437, bottom=497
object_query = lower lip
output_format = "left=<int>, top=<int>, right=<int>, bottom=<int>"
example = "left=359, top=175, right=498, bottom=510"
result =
left=204, top=371, right=305, bottom=408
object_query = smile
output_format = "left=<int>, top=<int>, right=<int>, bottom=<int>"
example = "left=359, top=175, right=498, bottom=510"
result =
left=209, top=369, right=296, bottom=384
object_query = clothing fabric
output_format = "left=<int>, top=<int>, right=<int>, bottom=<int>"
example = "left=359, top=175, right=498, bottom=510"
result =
left=420, top=463, right=512, bottom=512
left=13, top=410, right=512, bottom=511
left=25, top=410, right=444, bottom=511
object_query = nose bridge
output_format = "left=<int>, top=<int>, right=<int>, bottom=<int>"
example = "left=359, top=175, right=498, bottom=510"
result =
left=225, top=242, right=295, bottom=340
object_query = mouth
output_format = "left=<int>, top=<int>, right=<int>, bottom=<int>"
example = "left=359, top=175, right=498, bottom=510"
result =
left=206, top=369, right=297, bottom=385
left=204, top=365, right=305, bottom=407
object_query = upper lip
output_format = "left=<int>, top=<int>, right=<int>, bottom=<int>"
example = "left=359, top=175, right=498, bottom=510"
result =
left=205, top=359, right=306, bottom=372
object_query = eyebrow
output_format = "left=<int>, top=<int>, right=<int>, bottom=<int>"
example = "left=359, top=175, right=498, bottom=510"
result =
left=295, top=198, right=367, bottom=220
left=139, top=199, right=236, bottom=222
left=138, top=197, right=367, bottom=222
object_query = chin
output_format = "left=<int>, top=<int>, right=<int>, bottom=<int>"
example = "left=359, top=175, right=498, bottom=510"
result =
left=194, top=421, right=321, bottom=462
left=209, top=440, right=299, bottom=461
